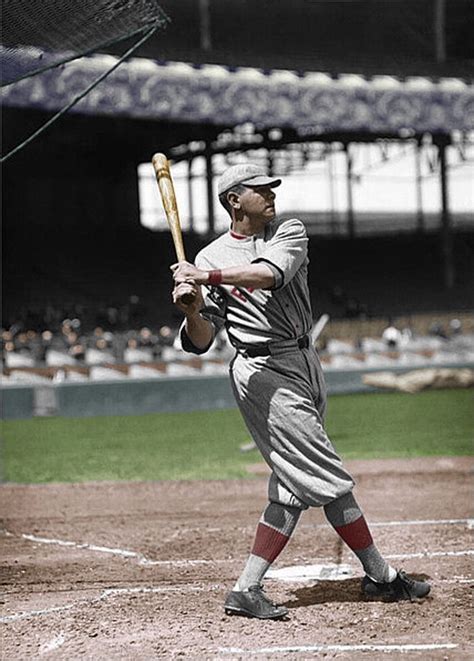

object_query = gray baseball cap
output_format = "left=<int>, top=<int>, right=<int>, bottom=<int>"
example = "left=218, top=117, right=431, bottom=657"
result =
left=217, top=163, right=281, bottom=196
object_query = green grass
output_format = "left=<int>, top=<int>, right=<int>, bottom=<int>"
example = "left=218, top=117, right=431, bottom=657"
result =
left=1, top=389, right=472, bottom=484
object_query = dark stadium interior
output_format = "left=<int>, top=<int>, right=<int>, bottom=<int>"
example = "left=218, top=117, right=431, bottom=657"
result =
left=2, top=0, right=473, bottom=335
left=107, top=0, right=474, bottom=77
left=3, top=105, right=474, bottom=332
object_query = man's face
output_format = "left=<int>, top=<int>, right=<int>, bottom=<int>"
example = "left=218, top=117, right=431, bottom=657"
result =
left=232, top=185, right=277, bottom=222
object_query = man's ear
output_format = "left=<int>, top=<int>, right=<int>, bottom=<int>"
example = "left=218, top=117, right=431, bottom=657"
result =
left=227, top=191, right=241, bottom=209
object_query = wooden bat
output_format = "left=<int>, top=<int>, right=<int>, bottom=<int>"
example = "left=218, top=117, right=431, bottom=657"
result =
left=151, top=153, right=195, bottom=305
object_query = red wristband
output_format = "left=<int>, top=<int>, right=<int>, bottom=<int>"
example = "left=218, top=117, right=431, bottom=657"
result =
left=208, top=269, right=223, bottom=286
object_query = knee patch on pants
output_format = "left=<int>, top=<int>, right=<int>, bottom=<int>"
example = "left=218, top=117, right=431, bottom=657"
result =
left=268, top=472, right=309, bottom=510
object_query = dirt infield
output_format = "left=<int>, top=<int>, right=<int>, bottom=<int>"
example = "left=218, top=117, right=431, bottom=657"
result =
left=1, top=456, right=473, bottom=659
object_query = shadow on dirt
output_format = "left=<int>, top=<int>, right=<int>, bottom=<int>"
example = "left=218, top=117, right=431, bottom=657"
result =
left=283, top=578, right=363, bottom=608
left=283, top=573, right=432, bottom=609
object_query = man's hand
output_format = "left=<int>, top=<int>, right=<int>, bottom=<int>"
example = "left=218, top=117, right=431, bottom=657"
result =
left=172, top=280, right=204, bottom=315
left=172, top=280, right=213, bottom=351
left=171, top=261, right=208, bottom=285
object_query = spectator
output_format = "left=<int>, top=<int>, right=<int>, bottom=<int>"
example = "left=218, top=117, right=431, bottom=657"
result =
left=44, top=329, right=77, bottom=366
left=13, top=331, right=36, bottom=361
left=41, top=329, right=54, bottom=347
left=69, top=342, right=86, bottom=362
left=382, top=322, right=402, bottom=350
left=63, top=332, right=86, bottom=362
left=85, top=338, right=116, bottom=365
left=449, top=318, right=462, bottom=337
left=157, top=325, right=180, bottom=361
left=26, top=330, right=46, bottom=363
left=124, top=337, right=153, bottom=364
left=158, top=325, right=176, bottom=347
left=70, top=318, right=82, bottom=333
left=138, top=326, right=161, bottom=359
left=64, top=330, right=79, bottom=349
left=3, top=340, right=35, bottom=367
left=60, top=319, right=75, bottom=339
left=92, top=326, right=105, bottom=342
left=400, top=325, right=413, bottom=347
left=428, top=322, right=448, bottom=340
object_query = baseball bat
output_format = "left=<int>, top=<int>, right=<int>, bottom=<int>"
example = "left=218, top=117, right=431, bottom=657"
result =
left=151, top=153, right=195, bottom=305
left=311, top=313, right=330, bottom=344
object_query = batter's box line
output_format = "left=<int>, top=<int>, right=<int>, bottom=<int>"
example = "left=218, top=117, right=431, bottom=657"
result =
left=385, top=549, right=474, bottom=560
left=336, top=548, right=474, bottom=567
left=219, top=643, right=459, bottom=656
left=0, top=584, right=219, bottom=624
left=12, top=531, right=229, bottom=567
left=6, top=529, right=474, bottom=570
left=308, top=517, right=474, bottom=530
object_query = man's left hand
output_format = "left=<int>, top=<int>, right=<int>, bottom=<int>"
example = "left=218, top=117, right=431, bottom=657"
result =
left=171, top=261, right=208, bottom=285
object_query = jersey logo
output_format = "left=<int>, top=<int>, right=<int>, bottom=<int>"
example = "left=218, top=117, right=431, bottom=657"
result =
left=231, top=286, right=255, bottom=302
left=209, top=287, right=225, bottom=306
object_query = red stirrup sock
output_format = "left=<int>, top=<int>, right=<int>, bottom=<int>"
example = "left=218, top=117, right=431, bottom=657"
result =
left=333, top=515, right=373, bottom=551
left=234, top=502, right=301, bottom=591
left=324, top=492, right=394, bottom=583
left=252, top=522, right=291, bottom=563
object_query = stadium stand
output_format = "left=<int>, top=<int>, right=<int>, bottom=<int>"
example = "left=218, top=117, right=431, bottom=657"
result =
left=2, top=0, right=473, bottom=409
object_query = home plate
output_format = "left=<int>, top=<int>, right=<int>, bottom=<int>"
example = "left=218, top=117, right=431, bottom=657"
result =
left=266, top=563, right=353, bottom=582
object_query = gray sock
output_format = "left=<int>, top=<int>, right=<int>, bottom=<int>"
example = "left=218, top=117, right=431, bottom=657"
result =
left=324, top=491, right=395, bottom=583
left=235, top=502, right=301, bottom=591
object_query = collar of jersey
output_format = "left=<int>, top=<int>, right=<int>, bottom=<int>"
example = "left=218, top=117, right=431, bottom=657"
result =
left=229, top=229, right=252, bottom=241
left=229, top=229, right=265, bottom=241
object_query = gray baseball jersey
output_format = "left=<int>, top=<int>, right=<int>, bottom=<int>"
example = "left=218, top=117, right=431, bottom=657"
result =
left=181, top=217, right=354, bottom=510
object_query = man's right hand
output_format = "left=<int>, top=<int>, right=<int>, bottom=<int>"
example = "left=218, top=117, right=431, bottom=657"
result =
left=172, top=281, right=203, bottom=315
left=173, top=281, right=214, bottom=351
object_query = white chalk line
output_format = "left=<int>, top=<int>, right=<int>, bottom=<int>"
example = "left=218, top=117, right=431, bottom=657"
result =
left=439, top=578, right=474, bottom=584
left=39, top=632, right=66, bottom=656
left=20, top=533, right=146, bottom=561
left=308, top=518, right=473, bottom=530
left=219, top=643, right=459, bottom=655
left=5, top=518, right=470, bottom=543
left=13, top=531, right=474, bottom=568
left=1, top=602, right=78, bottom=624
left=385, top=549, right=474, bottom=560
left=364, top=518, right=473, bottom=529
left=0, top=584, right=215, bottom=624
left=19, top=533, right=218, bottom=566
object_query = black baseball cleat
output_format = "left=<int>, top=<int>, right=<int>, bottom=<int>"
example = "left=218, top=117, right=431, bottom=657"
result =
left=362, top=570, right=431, bottom=602
left=224, top=584, right=289, bottom=620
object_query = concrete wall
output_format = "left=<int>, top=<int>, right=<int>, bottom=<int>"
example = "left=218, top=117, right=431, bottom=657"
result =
left=1, top=376, right=234, bottom=420
left=3, top=363, right=472, bottom=420
left=1, top=386, right=35, bottom=420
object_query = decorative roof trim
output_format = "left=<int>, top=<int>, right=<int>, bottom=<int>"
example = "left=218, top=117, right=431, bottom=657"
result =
left=2, top=47, right=473, bottom=133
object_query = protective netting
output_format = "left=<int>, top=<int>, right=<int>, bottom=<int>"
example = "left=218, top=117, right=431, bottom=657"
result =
left=1, top=0, right=169, bottom=162
left=1, top=0, right=169, bottom=85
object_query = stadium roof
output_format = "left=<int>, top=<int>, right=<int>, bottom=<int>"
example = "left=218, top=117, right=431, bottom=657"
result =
left=2, top=48, right=473, bottom=135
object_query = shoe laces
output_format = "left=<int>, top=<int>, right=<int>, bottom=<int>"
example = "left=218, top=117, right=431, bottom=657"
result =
left=248, top=584, right=276, bottom=605
left=397, top=570, right=416, bottom=598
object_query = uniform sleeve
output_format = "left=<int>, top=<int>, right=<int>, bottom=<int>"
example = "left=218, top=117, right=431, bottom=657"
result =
left=195, top=252, right=226, bottom=336
left=179, top=252, right=227, bottom=354
left=252, top=218, right=308, bottom=289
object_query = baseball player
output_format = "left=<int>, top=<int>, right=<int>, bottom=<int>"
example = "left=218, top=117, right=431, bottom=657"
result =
left=171, top=163, right=430, bottom=619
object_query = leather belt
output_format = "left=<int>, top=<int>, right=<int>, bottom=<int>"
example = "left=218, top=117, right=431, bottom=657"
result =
left=240, top=335, right=309, bottom=358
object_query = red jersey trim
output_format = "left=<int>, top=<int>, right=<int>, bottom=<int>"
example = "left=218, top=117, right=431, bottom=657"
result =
left=229, top=230, right=249, bottom=240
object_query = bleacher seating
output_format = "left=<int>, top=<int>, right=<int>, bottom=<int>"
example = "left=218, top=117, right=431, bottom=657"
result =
left=2, top=311, right=473, bottom=385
